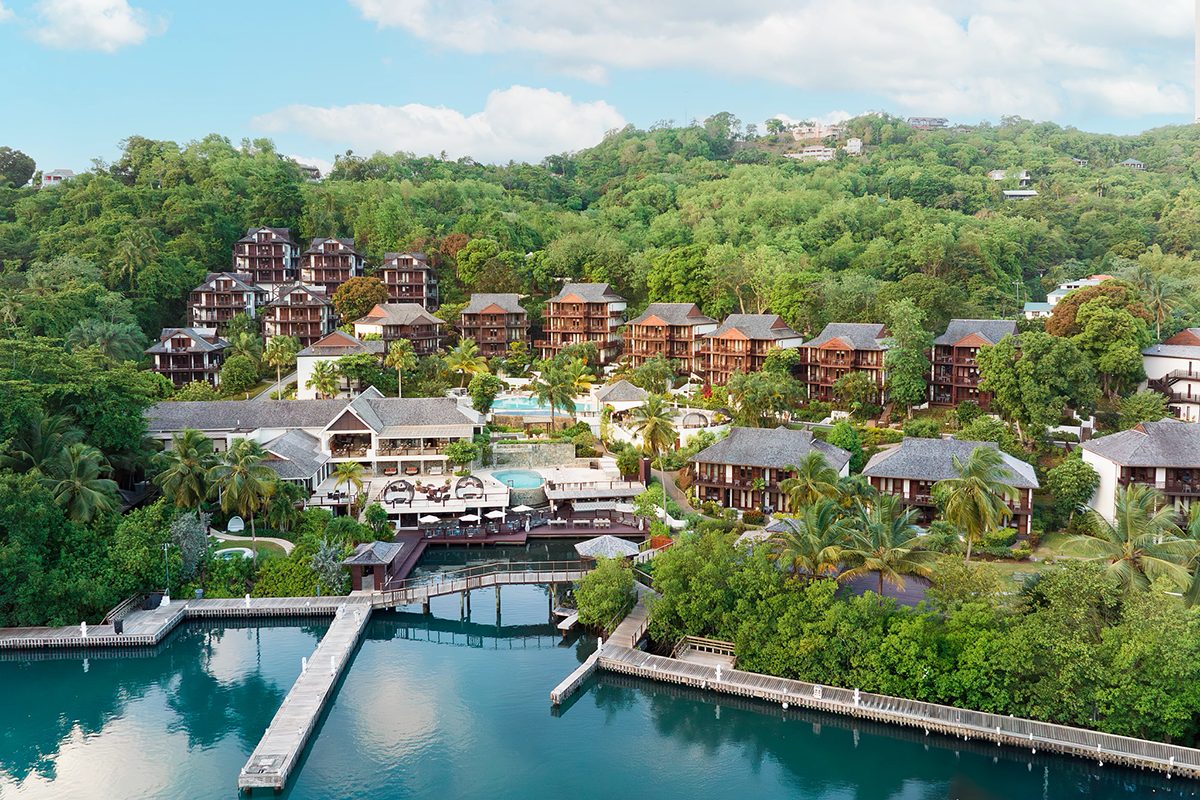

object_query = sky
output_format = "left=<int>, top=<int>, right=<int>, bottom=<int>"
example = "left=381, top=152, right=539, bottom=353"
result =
left=0, top=0, right=1196, bottom=173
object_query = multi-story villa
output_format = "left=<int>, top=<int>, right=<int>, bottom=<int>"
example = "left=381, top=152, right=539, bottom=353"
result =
left=1081, top=419, right=1200, bottom=519
left=145, top=327, right=230, bottom=388
left=380, top=252, right=438, bottom=310
left=353, top=303, right=444, bottom=355
left=262, top=284, right=335, bottom=348
left=296, top=331, right=386, bottom=400
left=689, top=427, right=851, bottom=513
left=929, top=319, right=1017, bottom=410
left=232, top=226, right=301, bottom=293
left=1143, top=328, right=1200, bottom=422
left=862, top=438, right=1039, bottom=535
left=700, top=314, right=803, bottom=386
left=299, top=237, right=364, bottom=297
left=625, top=303, right=717, bottom=376
left=458, top=294, right=528, bottom=358
left=536, top=283, right=627, bottom=366
left=800, top=323, right=888, bottom=405
left=187, top=272, right=268, bottom=328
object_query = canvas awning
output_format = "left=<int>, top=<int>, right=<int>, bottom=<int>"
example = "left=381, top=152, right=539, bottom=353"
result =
left=459, top=514, right=481, bottom=522
left=574, top=535, right=639, bottom=559
left=418, top=515, right=440, bottom=524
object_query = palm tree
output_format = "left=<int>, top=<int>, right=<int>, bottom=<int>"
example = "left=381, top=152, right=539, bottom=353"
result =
left=228, top=331, right=264, bottom=364
left=445, top=338, right=487, bottom=387
left=153, top=429, right=217, bottom=525
left=565, top=358, right=594, bottom=394
left=0, top=290, right=22, bottom=328
left=529, top=366, right=578, bottom=430
left=628, top=395, right=678, bottom=515
left=332, top=461, right=365, bottom=497
left=769, top=499, right=851, bottom=579
left=1069, top=483, right=1196, bottom=594
left=0, top=410, right=84, bottom=474
left=841, top=495, right=937, bottom=597
left=836, top=473, right=878, bottom=507
left=384, top=338, right=418, bottom=396
left=1142, top=277, right=1183, bottom=340
left=42, top=443, right=119, bottom=523
left=112, top=226, right=157, bottom=288
left=263, top=336, right=300, bottom=389
left=306, top=359, right=340, bottom=399
left=935, top=445, right=1016, bottom=565
left=65, top=319, right=145, bottom=362
left=209, top=438, right=275, bottom=560
left=263, top=478, right=304, bottom=536
left=779, top=451, right=840, bottom=511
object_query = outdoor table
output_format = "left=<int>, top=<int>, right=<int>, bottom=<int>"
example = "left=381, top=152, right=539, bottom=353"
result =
left=548, top=518, right=567, bottom=527
left=572, top=519, right=591, bottom=528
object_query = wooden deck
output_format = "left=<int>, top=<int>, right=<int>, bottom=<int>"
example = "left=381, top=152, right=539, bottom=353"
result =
left=606, top=582, right=655, bottom=649
left=238, top=598, right=374, bottom=791
left=596, top=646, right=1200, bottom=779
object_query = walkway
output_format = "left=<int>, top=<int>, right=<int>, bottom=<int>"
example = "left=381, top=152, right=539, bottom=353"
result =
left=651, top=468, right=696, bottom=515
left=375, top=561, right=586, bottom=608
left=210, top=529, right=296, bottom=555
left=607, top=581, right=656, bottom=648
left=254, top=371, right=296, bottom=401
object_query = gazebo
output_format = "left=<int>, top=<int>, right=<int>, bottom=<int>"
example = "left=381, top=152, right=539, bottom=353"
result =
left=342, top=541, right=405, bottom=592
left=574, top=534, right=639, bottom=564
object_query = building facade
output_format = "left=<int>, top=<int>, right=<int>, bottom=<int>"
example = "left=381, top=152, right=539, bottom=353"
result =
left=299, top=237, right=365, bottom=297
left=145, top=327, right=230, bottom=388
left=862, top=438, right=1039, bottom=536
left=353, top=303, right=444, bottom=355
left=296, top=331, right=386, bottom=400
left=232, top=227, right=301, bottom=293
left=379, top=252, right=438, bottom=310
left=1143, top=328, right=1200, bottom=422
left=458, top=294, right=528, bottom=358
left=689, top=427, right=851, bottom=513
left=929, top=319, right=1017, bottom=410
left=1023, top=274, right=1114, bottom=319
left=262, top=284, right=335, bottom=348
left=625, top=303, right=717, bottom=376
left=187, top=272, right=268, bottom=328
left=1081, top=419, right=1200, bottom=520
left=536, top=283, right=627, bottom=366
left=700, top=314, right=804, bottom=386
left=800, top=323, right=888, bottom=405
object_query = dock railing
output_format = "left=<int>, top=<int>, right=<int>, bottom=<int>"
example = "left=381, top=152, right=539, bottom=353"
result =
left=102, top=593, right=147, bottom=624
left=377, top=560, right=588, bottom=607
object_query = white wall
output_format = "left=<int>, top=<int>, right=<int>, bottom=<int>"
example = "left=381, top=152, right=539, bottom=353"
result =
left=1081, top=450, right=1120, bottom=520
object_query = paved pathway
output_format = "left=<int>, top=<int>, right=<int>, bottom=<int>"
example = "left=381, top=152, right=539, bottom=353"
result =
left=210, top=529, right=295, bottom=554
left=652, top=468, right=697, bottom=515
left=254, top=371, right=297, bottom=401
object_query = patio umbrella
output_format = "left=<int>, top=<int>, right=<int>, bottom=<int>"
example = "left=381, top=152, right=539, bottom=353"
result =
left=459, top=514, right=481, bottom=522
left=575, top=535, right=639, bottom=559
left=485, top=510, right=506, bottom=519
left=510, top=505, right=534, bottom=513
left=418, top=515, right=440, bottom=524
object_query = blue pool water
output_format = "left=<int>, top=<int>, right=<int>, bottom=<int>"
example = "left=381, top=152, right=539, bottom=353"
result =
left=492, top=396, right=584, bottom=415
left=491, top=469, right=545, bottom=489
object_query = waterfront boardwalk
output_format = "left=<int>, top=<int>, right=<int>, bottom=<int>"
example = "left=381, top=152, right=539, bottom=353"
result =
left=238, top=598, right=373, bottom=792
left=607, top=582, right=655, bottom=648
left=376, top=561, right=586, bottom=608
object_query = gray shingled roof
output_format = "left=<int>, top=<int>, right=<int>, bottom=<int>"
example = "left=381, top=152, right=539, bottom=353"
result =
left=145, top=328, right=230, bottom=355
left=705, top=314, right=800, bottom=341
left=383, top=252, right=429, bottom=267
left=198, top=272, right=261, bottom=292
left=689, top=427, right=852, bottom=473
left=262, top=429, right=328, bottom=480
left=862, top=437, right=1038, bottom=488
left=237, top=226, right=295, bottom=244
left=804, top=323, right=887, bottom=351
left=933, top=319, right=1018, bottom=347
left=297, top=331, right=374, bottom=358
left=144, top=395, right=475, bottom=434
left=462, top=294, right=525, bottom=315
left=1080, top=419, right=1200, bottom=467
left=548, top=283, right=626, bottom=303
left=304, top=237, right=361, bottom=256
left=574, top=535, right=639, bottom=558
left=342, top=541, right=404, bottom=566
left=1142, top=343, right=1200, bottom=360
left=269, top=284, right=330, bottom=306
left=627, top=303, right=715, bottom=327
left=356, top=304, right=444, bottom=326
left=595, top=380, right=649, bottom=403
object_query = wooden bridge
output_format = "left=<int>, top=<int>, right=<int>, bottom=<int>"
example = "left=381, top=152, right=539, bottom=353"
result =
left=374, top=561, right=587, bottom=609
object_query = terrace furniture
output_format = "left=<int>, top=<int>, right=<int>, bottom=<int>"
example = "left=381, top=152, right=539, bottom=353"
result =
left=549, top=518, right=567, bottom=528
left=572, top=519, right=591, bottom=528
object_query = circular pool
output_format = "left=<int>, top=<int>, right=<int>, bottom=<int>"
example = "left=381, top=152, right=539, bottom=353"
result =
left=492, top=469, right=548, bottom=508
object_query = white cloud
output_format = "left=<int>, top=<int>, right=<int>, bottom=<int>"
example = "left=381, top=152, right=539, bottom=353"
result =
left=31, top=0, right=166, bottom=53
left=253, top=85, right=626, bottom=163
left=0, top=3, right=14, bottom=23
left=350, top=0, right=1194, bottom=120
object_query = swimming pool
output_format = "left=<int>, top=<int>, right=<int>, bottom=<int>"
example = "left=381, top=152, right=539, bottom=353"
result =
left=491, top=469, right=545, bottom=489
left=491, top=396, right=584, bottom=415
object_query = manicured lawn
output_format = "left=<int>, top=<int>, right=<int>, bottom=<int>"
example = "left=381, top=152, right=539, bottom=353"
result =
left=210, top=536, right=288, bottom=558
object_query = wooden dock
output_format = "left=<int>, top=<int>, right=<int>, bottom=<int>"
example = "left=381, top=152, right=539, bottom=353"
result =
left=606, top=582, right=655, bottom=649
left=550, top=650, right=599, bottom=705
left=238, top=599, right=374, bottom=792
left=596, top=645, right=1200, bottom=779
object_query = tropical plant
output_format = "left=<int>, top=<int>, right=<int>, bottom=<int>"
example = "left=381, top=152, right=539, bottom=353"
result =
left=332, top=461, right=365, bottom=497
left=779, top=450, right=840, bottom=510
left=310, top=537, right=350, bottom=594
left=564, top=357, right=594, bottom=394
left=841, top=495, right=937, bottom=597
left=209, top=438, right=275, bottom=559
left=228, top=331, right=264, bottom=364
left=935, top=445, right=1016, bottom=565
left=445, top=338, right=488, bottom=387
left=152, top=428, right=217, bottom=525
left=768, top=498, right=850, bottom=579
left=0, top=410, right=84, bottom=474
left=41, top=443, right=120, bottom=523
left=263, top=478, right=305, bottom=536
left=65, top=319, right=145, bottom=362
left=529, top=366, right=578, bottom=429
left=263, top=335, right=300, bottom=388
left=628, top=395, right=678, bottom=514
left=306, top=359, right=340, bottom=399
left=384, top=338, right=418, bottom=396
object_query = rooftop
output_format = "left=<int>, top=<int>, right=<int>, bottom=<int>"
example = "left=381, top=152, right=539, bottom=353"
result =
left=933, top=319, right=1018, bottom=347
left=462, top=293, right=525, bottom=315
left=595, top=380, right=649, bottom=404
left=342, top=541, right=405, bottom=566
left=145, top=328, right=229, bottom=355
left=705, top=314, right=800, bottom=342
left=804, top=322, right=887, bottom=351
left=690, top=426, right=852, bottom=473
left=548, top=283, right=626, bottom=304
left=356, top=303, right=444, bottom=327
left=627, top=303, right=715, bottom=327
left=1081, top=419, right=1200, bottom=468
left=861, top=437, right=1038, bottom=489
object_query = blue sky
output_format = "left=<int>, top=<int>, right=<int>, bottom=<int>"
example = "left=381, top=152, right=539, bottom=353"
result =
left=1, top=0, right=1195, bottom=173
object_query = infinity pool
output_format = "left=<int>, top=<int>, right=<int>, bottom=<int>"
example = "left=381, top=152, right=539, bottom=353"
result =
left=492, top=396, right=584, bottom=415
left=491, top=469, right=545, bottom=489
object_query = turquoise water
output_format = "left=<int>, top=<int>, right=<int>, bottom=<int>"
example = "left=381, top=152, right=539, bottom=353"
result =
left=491, top=396, right=584, bottom=415
left=491, top=468, right=545, bottom=489
left=0, top=590, right=1191, bottom=799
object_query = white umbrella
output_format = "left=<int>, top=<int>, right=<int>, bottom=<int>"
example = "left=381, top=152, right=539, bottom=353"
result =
left=510, top=504, right=534, bottom=513
left=459, top=514, right=481, bottom=522
left=419, top=515, right=440, bottom=524
left=485, top=510, right=506, bottom=519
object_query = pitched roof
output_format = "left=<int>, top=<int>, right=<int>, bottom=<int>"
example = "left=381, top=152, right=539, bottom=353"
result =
left=595, top=380, right=649, bottom=403
left=268, top=284, right=331, bottom=307
left=382, top=252, right=430, bottom=268
left=145, top=328, right=229, bottom=355
left=355, top=303, right=444, bottom=326
left=548, top=283, right=626, bottom=304
left=933, top=319, right=1018, bottom=347
left=297, top=331, right=374, bottom=358
left=304, top=237, right=362, bottom=256
left=627, top=303, right=716, bottom=327
left=705, top=314, right=800, bottom=342
left=197, top=272, right=261, bottom=293
left=342, top=541, right=405, bottom=566
left=144, top=396, right=477, bottom=435
left=262, top=429, right=328, bottom=480
left=237, top=226, right=296, bottom=244
left=861, top=437, right=1038, bottom=489
left=574, top=535, right=639, bottom=559
left=462, top=294, right=525, bottom=315
left=804, top=323, right=887, bottom=351
left=1142, top=343, right=1200, bottom=360
left=689, top=427, right=852, bottom=473
left=1081, top=419, right=1200, bottom=468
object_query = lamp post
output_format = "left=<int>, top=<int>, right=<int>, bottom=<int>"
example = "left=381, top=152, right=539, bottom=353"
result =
left=162, top=542, right=172, bottom=607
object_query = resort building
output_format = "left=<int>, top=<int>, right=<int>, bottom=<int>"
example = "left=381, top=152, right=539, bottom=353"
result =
left=537, top=283, right=627, bottom=366
left=593, top=380, right=649, bottom=414
left=1143, top=328, right=1200, bottom=422
left=145, top=327, right=231, bottom=388
left=262, top=284, right=335, bottom=348
left=1023, top=274, right=1113, bottom=319
left=458, top=294, right=529, bottom=358
left=353, top=304, right=444, bottom=355
left=689, top=427, right=851, bottom=514
left=343, top=542, right=405, bottom=592
left=296, top=331, right=386, bottom=400
left=929, top=319, right=1017, bottom=410
left=144, top=387, right=484, bottom=491
left=861, top=438, right=1039, bottom=536
left=625, top=303, right=717, bottom=376
left=232, top=226, right=301, bottom=293
left=187, top=272, right=268, bottom=328
left=1080, top=419, right=1200, bottom=520
left=380, top=252, right=438, bottom=310
left=700, top=314, right=804, bottom=386
left=800, top=323, right=888, bottom=405
left=299, top=237, right=365, bottom=297
left=40, top=169, right=75, bottom=189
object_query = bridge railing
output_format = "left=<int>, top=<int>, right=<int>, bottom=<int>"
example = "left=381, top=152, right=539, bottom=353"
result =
left=378, top=560, right=588, bottom=605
